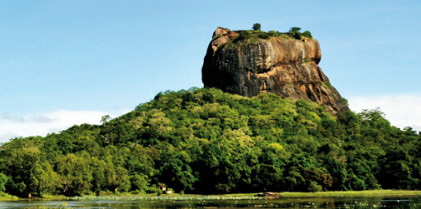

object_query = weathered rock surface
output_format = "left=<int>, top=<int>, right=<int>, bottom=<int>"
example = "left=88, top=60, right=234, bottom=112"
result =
left=202, top=27, right=349, bottom=115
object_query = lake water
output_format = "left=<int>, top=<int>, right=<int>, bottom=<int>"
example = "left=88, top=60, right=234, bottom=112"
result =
left=1, top=196, right=420, bottom=208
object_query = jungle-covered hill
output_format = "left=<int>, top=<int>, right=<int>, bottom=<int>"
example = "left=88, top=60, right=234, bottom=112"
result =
left=0, top=88, right=420, bottom=197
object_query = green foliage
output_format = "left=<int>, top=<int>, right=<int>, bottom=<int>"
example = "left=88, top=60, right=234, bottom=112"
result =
left=290, top=27, right=301, bottom=33
left=234, top=26, right=314, bottom=42
left=323, top=81, right=333, bottom=89
left=220, top=26, right=314, bottom=50
left=0, top=88, right=420, bottom=196
left=252, top=23, right=261, bottom=30
left=257, top=31, right=270, bottom=39
left=56, top=153, right=93, bottom=196
left=302, top=30, right=313, bottom=38
left=234, top=31, right=252, bottom=42
left=236, top=31, right=252, bottom=42
left=342, top=98, right=349, bottom=106
left=233, top=30, right=271, bottom=44
left=288, top=27, right=306, bottom=40
left=289, top=27, right=300, bottom=38
left=231, top=26, right=314, bottom=44
left=0, top=173, right=8, bottom=192
left=267, top=30, right=281, bottom=37
left=101, top=115, right=112, bottom=124
left=212, top=34, right=222, bottom=40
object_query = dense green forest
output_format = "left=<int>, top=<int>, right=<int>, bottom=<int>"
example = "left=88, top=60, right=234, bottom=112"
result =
left=0, top=88, right=420, bottom=197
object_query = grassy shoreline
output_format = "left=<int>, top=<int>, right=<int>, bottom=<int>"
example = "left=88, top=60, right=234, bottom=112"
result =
left=0, top=192, right=19, bottom=201
left=280, top=190, right=421, bottom=198
left=1, top=190, right=421, bottom=201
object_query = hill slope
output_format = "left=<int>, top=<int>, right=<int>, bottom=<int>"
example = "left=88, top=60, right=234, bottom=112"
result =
left=0, top=88, right=420, bottom=197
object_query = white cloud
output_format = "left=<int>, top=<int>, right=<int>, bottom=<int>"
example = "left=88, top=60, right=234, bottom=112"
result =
left=348, top=94, right=421, bottom=131
left=0, top=110, right=127, bottom=143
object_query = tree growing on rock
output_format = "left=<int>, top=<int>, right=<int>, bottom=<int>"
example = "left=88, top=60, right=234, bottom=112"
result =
left=289, top=27, right=302, bottom=39
left=252, top=23, right=261, bottom=30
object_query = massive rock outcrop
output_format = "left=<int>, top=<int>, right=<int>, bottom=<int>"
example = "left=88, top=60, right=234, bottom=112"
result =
left=202, top=27, right=349, bottom=115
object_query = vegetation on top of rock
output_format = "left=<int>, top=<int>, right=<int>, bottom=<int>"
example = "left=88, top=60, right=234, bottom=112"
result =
left=302, top=30, right=313, bottom=39
left=231, top=24, right=313, bottom=43
left=288, top=27, right=312, bottom=40
left=267, top=30, right=282, bottom=37
left=0, top=88, right=420, bottom=198
left=233, top=30, right=271, bottom=43
left=252, top=23, right=261, bottom=30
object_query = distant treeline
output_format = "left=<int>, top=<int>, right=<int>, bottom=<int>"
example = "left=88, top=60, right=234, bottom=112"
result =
left=0, top=88, right=420, bottom=197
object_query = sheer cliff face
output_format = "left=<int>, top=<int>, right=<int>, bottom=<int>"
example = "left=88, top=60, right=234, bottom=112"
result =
left=202, top=27, right=349, bottom=115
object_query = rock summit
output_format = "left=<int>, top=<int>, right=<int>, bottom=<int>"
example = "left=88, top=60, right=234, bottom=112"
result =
left=202, top=27, right=349, bottom=115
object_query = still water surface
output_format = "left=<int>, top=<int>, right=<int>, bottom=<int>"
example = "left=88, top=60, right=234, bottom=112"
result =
left=1, top=197, right=420, bottom=208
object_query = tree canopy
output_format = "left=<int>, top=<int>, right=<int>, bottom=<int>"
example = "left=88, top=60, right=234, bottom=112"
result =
left=0, top=88, right=419, bottom=197
left=252, top=23, right=261, bottom=30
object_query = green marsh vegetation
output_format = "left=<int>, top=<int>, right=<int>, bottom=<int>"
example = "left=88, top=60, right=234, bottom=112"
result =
left=0, top=88, right=420, bottom=198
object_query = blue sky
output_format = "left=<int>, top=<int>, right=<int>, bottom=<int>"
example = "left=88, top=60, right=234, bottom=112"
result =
left=1, top=0, right=420, bottom=142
